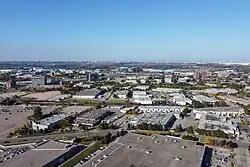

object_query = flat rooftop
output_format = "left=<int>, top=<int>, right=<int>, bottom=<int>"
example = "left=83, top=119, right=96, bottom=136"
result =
left=1, top=141, right=69, bottom=167
left=61, top=106, right=92, bottom=114
left=78, top=88, right=101, bottom=96
left=82, top=133, right=204, bottom=167
left=194, top=106, right=244, bottom=113
left=74, top=109, right=108, bottom=125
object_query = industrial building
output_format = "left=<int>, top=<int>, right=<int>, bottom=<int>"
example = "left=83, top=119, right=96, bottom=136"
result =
left=32, top=113, right=72, bottom=130
left=73, top=88, right=102, bottom=99
left=198, top=114, right=239, bottom=136
left=87, top=72, right=99, bottom=82
left=82, top=133, right=206, bottom=167
left=138, top=106, right=183, bottom=114
left=193, top=95, right=217, bottom=105
left=31, top=75, right=47, bottom=87
left=193, top=107, right=244, bottom=119
left=170, top=93, right=192, bottom=106
left=0, top=140, right=85, bottom=167
left=151, top=88, right=181, bottom=93
left=73, top=109, right=109, bottom=127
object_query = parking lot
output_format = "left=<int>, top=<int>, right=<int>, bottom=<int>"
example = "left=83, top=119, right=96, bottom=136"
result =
left=0, top=105, right=58, bottom=139
left=22, top=91, right=61, bottom=101
left=210, top=147, right=234, bottom=167
left=0, top=105, right=33, bottom=138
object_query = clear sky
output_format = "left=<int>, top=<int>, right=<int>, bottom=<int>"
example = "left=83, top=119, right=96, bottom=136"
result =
left=0, top=0, right=249, bottom=62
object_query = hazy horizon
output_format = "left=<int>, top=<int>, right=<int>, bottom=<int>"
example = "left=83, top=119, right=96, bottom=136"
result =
left=1, top=0, right=249, bottom=61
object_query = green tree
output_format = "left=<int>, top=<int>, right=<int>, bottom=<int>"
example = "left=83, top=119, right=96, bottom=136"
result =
left=126, top=90, right=133, bottom=99
left=33, top=106, right=43, bottom=120
left=186, top=126, right=194, bottom=134
left=127, top=123, right=132, bottom=130
left=175, top=124, right=183, bottom=133
left=183, top=106, right=191, bottom=116
left=179, top=112, right=184, bottom=119
left=60, top=119, right=69, bottom=128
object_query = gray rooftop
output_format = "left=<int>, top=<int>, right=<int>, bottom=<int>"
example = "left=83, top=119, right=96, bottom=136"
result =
left=82, top=133, right=204, bottom=167
left=38, top=113, right=71, bottom=126
left=0, top=141, right=68, bottom=167
left=78, top=88, right=101, bottom=96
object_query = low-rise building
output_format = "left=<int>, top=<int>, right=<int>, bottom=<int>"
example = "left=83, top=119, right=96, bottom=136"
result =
left=32, top=113, right=72, bottom=130
left=152, top=88, right=181, bottom=93
left=133, top=96, right=152, bottom=105
left=31, top=75, right=47, bottom=87
left=73, top=88, right=102, bottom=99
left=131, top=112, right=177, bottom=130
left=133, top=85, right=150, bottom=91
left=198, top=114, right=239, bottom=136
left=193, top=95, right=217, bottom=105
left=133, top=91, right=147, bottom=98
left=193, top=107, right=244, bottom=119
left=73, top=109, right=109, bottom=127
left=115, top=90, right=128, bottom=99
left=139, top=105, right=183, bottom=113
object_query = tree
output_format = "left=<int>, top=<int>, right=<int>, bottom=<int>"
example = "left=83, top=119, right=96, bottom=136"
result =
left=79, top=124, right=88, bottom=130
left=126, top=90, right=133, bottom=99
left=102, top=132, right=112, bottom=144
left=127, top=123, right=132, bottom=130
left=33, top=107, right=43, bottom=120
left=60, top=119, right=69, bottom=128
left=205, top=137, right=213, bottom=145
left=186, top=126, right=194, bottom=134
left=175, top=124, right=183, bottom=133
left=183, top=106, right=191, bottom=116
left=99, top=123, right=109, bottom=130
left=179, top=112, right=184, bottom=119
left=113, top=93, right=119, bottom=99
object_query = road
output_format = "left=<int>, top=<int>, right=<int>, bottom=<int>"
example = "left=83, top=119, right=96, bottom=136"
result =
left=0, top=130, right=117, bottom=146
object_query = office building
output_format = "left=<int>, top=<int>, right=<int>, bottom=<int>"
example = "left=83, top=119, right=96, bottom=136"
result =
left=31, top=75, right=47, bottom=87
left=87, top=72, right=99, bottom=82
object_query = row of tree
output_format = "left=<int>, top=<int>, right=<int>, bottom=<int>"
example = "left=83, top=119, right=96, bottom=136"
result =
left=205, top=137, right=238, bottom=149
left=98, top=123, right=119, bottom=130
left=182, top=135, right=199, bottom=141
left=134, top=123, right=165, bottom=131
left=196, top=128, right=229, bottom=139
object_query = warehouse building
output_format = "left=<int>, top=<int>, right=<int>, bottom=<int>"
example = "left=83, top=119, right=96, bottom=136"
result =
left=193, top=107, right=244, bottom=119
left=73, top=88, right=102, bottom=99
left=73, top=109, right=109, bottom=127
left=32, top=113, right=72, bottom=130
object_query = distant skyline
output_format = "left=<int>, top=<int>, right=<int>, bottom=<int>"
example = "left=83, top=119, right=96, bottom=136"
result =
left=0, top=0, right=250, bottom=62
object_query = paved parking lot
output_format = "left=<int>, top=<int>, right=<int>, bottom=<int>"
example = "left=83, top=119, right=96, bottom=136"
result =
left=0, top=105, right=58, bottom=139
left=0, top=105, right=33, bottom=138
left=210, top=147, right=234, bottom=167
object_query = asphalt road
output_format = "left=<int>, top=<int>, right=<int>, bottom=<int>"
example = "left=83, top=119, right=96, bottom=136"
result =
left=0, top=130, right=117, bottom=146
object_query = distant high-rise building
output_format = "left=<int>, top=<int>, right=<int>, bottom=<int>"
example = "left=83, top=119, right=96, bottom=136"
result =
left=193, top=70, right=200, bottom=79
left=31, top=75, right=47, bottom=87
left=87, top=72, right=99, bottom=82
left=193, top=70, right=207, bottom=81
left=201, top=71, right=207, bottom=81
left=9, top=74, right=17, bottom=88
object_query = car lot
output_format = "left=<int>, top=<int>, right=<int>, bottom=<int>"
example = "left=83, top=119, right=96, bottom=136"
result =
left=0, top=147, right=30, bottom=163
left=210, top=147, right=234, bottom=167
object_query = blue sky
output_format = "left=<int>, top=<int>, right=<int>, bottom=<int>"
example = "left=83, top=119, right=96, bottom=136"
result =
left=0, top=0, right=249, bottom=61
